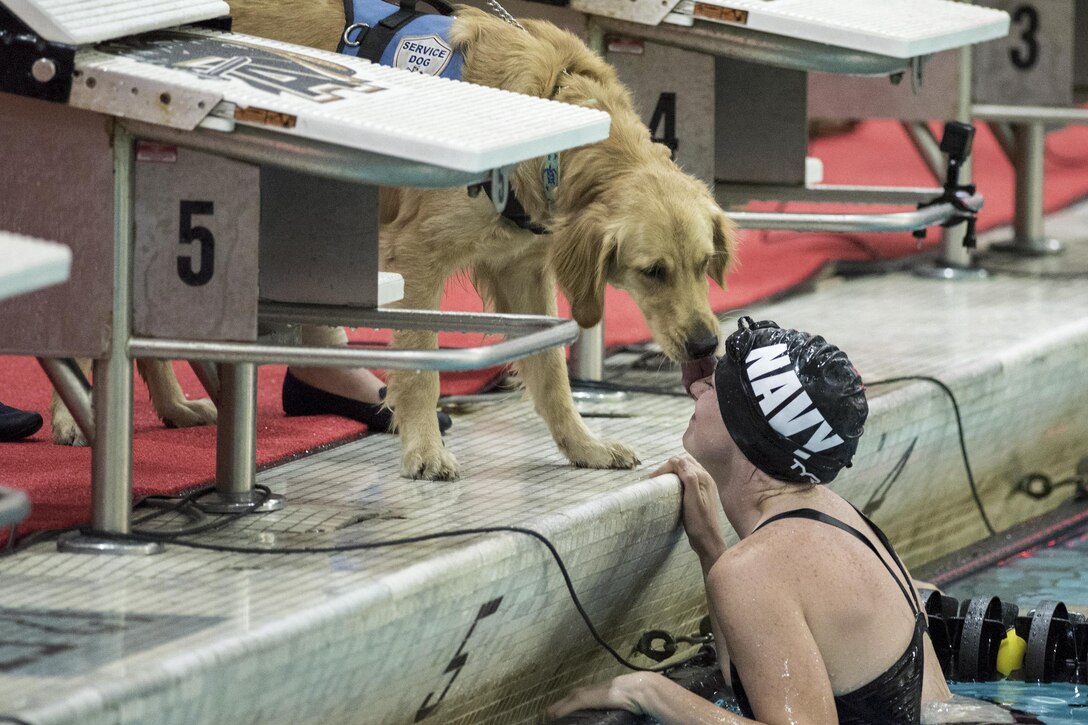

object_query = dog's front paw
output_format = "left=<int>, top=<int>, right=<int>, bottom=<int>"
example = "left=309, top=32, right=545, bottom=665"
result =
left=566, top=438, right=641, bottom=470
left=400, top=441, right=460, bottom=481
left=160, top=399, right=217, bottom=429
left=52, top=417, right=88, bottom=447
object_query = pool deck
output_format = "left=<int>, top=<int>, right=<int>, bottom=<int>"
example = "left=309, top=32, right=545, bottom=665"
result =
left=3, top=204, right=1088, bottom=724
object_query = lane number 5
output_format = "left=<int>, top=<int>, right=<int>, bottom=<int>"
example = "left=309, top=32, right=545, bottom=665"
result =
left=177, top=200, right=215, bottom=287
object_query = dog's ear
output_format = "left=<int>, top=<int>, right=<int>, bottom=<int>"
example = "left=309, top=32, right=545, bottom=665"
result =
left=551, top=203, right=617, bottom=328
left=708, top=209, right=737, bottom=288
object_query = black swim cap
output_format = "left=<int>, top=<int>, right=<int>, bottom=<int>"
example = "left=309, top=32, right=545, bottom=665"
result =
left=714, top=317, right=867, bottom=484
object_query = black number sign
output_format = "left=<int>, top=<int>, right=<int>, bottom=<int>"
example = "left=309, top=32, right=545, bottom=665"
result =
left=649, top=92, right=679, bottom=158
left=177, top=200, right=215, bottom=287
left=1009, top=5, right=1040, bottom=70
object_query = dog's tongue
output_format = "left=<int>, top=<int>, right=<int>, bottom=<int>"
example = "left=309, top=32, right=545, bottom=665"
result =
left=681, top=355, right=718, bottom=398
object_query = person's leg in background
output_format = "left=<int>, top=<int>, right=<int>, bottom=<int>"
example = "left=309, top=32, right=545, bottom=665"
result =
left=0, top=401, right=42, bottom=442
left=283, top=326, right=451, bottom=434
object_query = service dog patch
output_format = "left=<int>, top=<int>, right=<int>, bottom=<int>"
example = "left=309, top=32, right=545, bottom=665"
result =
left=339, top=0, right=464, bottom=80
left=392, top=34, right=454, bottom=76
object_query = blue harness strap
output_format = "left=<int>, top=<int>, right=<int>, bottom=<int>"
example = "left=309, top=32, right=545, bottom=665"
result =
left=338, top=0, right=552, bottom=235
left=338, top=0, right=463, bottom=81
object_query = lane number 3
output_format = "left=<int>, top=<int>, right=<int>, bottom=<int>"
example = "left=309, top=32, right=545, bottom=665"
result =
left=1009, top=5, right=1040, bottom=70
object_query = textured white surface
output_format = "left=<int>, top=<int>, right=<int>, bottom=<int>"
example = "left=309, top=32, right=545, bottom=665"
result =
left=2, top=212, right=1088, bottom=723
left=70, top=28, right=611, bottom=171
left=5, top=0, right=229, bottom=44
left=69, top=50, right=223, bottom=130
left=571, top=0, right=683, bottom=26
left=683, top=0, right=1010, bottom=57
left=0, top=231, right=72, bottom=302
left=378, top=271, right=404, bottom=306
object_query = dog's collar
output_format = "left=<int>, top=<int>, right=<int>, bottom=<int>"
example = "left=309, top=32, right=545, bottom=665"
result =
left=542, top=151, right=559, bottom=204
left=468, top=152, right=558, bottom=235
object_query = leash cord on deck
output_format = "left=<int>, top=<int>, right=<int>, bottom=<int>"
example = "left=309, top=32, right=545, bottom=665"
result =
left=867, top=375, right=996, bottom=536
left=86, top=523, right=673, bottom=672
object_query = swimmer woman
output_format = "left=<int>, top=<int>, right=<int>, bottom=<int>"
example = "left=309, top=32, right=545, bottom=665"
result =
left=549, top=317, right=962, bottom=725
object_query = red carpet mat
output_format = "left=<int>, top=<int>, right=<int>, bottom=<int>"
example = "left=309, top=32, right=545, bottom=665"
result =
left=3, top=119, right=1088, bottom=538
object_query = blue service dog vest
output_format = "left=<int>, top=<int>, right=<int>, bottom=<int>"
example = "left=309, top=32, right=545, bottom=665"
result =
left=337, top=0, right=464, bottom=80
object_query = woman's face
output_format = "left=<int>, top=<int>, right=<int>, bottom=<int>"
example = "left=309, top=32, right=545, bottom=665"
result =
left=682, top=374, right=732, bottom=467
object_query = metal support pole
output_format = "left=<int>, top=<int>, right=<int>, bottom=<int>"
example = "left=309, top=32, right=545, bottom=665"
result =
left=59, top=125, right=162, bottom=555
left=570, top=324, right=605, bottom=383
left=987, top=121, right=1017, bottom=163
left=915, top=48, right=987, bottom=280
left=990, top=123, right=1063, bottom=256
left=37, top=357, right=94, bottom=444
left=199, top=363, right=285, bottom=514
left=901, top=122, right=944, bottom=183
left=188, top=359, right=221, bottom=404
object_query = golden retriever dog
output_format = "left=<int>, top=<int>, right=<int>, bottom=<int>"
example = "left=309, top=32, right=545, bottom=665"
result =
left=51, top=359, right=215, bottom=446
left=230, top=2, right=736, bottom=480
left=146, top=2, right=736, bottom=480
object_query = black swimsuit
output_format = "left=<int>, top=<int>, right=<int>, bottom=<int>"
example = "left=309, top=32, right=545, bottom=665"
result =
left=729, top=508, right=926, bottom=725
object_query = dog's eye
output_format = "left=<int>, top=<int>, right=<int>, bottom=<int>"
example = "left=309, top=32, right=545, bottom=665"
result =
left=641, top=264, right=667, bottom=282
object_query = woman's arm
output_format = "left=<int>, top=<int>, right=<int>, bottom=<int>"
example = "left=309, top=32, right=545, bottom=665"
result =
left=653, top=455, right=732, bottom=665
left=707, top=555, right=838, bottom=725
left=546, top=671, right=754, bottom=724
left=652, top=455, right=727, bottom=573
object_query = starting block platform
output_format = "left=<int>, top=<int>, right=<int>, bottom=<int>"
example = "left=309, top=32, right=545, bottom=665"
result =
left=68, top=27, right=609, bottom=173
left=3, top=208, right=1088, bottom=724
left=4, top=0, right=229, bottom=44
left=0, top=0, right=613, bottom=554
left=0, top=231, right=71, bottom=302
left=575, top=0, right=1009, bottom=59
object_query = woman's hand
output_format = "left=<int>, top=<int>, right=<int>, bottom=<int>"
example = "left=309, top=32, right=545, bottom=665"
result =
left=653, top=454, right=726, bottom=573
left=546, top=672, right=659, bottom=721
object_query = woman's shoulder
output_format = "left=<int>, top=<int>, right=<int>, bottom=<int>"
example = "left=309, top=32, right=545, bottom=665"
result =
left=707, top=525, right=807, bottom=582
left=707, top=518, right=845, bottom=589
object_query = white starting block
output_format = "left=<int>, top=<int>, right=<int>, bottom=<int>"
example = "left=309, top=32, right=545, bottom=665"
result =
left=0, top=231, right=71, bottom=303
left=70, top=27, right=607, bottom=172
left=3, top=0, right=229, bottom=44
left=0, top=2, right=610, bottom=355
left=573, top=0, right=1009, bottom=57
left=0, top=0, right=611, bottom=552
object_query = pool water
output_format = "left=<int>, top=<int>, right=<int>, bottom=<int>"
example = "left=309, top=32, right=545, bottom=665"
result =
left=935, top=522, right=1088, bottom=723
left=944, top=527, right=1088, bottom=613
left=662, top=681, right=1088, bottom=724
left=946, top=682, right=1088, bottom=723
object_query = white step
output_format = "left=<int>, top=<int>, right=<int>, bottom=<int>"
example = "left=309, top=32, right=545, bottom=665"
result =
left=596, top=0, right=1009, bottom=58
left=0, top=231, right=72, bottom=302
left=377, top=271, right=403, bottom=307
left=4, top=0, right=229, bottom=45
left=69, top=28, right=611, bottom=174
left=674, top=0, right=1010, bottom=57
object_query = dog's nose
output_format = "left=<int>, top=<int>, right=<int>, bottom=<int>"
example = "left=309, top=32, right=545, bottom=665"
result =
left=685, top=332, right=719, bottom=360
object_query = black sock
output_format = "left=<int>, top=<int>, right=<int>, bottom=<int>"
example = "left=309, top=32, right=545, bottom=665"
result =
left=281, top=371, right=452, bottom=434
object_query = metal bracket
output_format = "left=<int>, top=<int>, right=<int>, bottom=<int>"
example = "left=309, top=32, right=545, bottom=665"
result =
left=0, top=4, right=75, bottom=103
left=489, top=165, right=510, bottom=214
left=466, top=165, right=514, bottom=214
left=911, top=55, right=928, bottom=92
left=912, top=121, right=980, bottom=249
